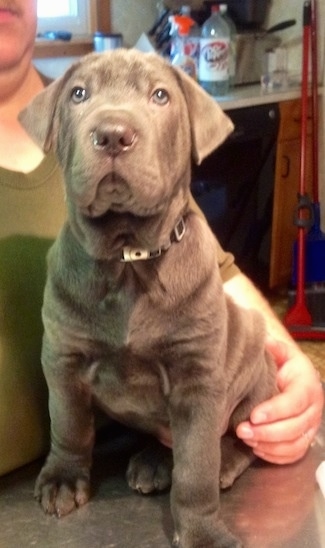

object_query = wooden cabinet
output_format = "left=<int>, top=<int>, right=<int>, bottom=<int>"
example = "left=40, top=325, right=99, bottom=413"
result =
left=269, top=99, right=313, bottom=288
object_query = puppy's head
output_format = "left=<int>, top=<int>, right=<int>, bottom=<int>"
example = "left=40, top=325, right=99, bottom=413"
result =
left=20, top=50, right=232, bottom=222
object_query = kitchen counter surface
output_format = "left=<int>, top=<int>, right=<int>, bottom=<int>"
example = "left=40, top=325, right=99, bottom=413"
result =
left=0, top=396, right=325, bottom=548
left=217, top=83, right=324, bottom=110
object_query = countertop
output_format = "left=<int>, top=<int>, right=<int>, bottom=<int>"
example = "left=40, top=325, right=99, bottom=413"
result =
left=0, top=398, right=325, bottom=547
left=217, top=83, right=324, bottom=110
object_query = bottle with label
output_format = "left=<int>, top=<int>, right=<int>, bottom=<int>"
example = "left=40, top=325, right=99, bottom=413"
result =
left=170, top=15, right=197, bottom=79
left=199, top=4, right=230, bottom=96
left=220, top=4, right=237, bottom=88
left=180, top=5, right=201, bottom=73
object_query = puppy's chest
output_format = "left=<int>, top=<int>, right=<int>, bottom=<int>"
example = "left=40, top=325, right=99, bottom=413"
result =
left=91, top=291, right=172, bottom=377
left=78, top=266, right=172, bottom=349
left=87, top=343, right=169, bottom=428
left=57, top=266, right=197, bottom=423
left=81, top=286, right=178, bottom=423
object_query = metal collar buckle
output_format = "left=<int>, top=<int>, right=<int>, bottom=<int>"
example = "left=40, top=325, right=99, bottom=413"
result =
left=173, top=217, right=186, bottom=242
left=121, top=217, right=186, bottom=263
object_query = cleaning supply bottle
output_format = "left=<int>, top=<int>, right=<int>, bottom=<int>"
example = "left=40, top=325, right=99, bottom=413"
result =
left=199, top=4, right=230, bottom=96
left=170, top=14, right=197, bottom=79
left=220, top=4, right=237, bottom=88
left=169, top=14, right=180, bottom=60
left=180, top=5, right=201, bottom=73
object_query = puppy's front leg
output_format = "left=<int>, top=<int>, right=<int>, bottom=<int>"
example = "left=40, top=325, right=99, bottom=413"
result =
left=35, top=338, right=95, bottom=517
left=169, top=386, right=241, bottom=548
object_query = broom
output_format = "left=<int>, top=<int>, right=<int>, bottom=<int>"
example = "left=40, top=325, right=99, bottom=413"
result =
left=292, top=0, right=325, bottom=285
left=284, top=0, right=325, bottom=339
left=303, top=0, right=325, bottom=283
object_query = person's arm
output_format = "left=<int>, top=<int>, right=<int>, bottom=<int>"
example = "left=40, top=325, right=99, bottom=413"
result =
left=224, top=271, right=300, bottom=343
left=189, top=193, right=324, bottom=463
left=224, top=272, right=324, bottom=464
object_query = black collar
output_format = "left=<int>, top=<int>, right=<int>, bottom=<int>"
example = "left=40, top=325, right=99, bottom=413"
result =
left=120, top=217, right=186, bottom=262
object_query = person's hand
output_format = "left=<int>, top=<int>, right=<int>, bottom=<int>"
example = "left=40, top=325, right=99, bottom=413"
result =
left=236, top=337, right=324, bottom=464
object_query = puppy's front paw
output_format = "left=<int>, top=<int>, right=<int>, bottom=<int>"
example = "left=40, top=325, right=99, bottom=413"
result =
left=126, top=442, right=173, bottom=494
left=34, top=456, right=90, bottom=517
left=173, top=521, right=242, bottom=548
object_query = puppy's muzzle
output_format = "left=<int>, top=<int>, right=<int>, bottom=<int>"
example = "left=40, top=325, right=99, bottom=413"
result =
left=91, top=119, right=137, bottom=156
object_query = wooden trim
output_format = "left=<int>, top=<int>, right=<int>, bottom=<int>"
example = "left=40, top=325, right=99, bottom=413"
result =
left=91, top=0, right=111, bottom=33
left=33, top=37, right=93, bottom=59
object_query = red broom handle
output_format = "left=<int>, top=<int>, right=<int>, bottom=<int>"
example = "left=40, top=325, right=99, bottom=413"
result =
left=296, top=2, right=311, bottom=307
left=311, top=0, right=319, bottom=203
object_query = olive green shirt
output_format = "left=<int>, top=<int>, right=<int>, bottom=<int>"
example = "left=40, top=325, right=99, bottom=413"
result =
left=0, top=153, right=66, bottom=475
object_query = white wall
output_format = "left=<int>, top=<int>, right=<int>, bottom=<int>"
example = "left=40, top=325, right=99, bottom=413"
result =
left=34, top=56, right=79, bottom=79
left=110, top=0, right=157, bottom=47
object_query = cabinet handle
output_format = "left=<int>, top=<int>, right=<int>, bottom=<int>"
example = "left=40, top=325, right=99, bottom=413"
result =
left=293, top=115, right=313, bottom=124
left=282, top=155, right=290, bottom=178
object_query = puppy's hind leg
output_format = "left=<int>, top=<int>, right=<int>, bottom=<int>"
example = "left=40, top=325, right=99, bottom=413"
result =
left=220, top=434, right=255, bottom=489
left=126, top=440, right=173, bottom=494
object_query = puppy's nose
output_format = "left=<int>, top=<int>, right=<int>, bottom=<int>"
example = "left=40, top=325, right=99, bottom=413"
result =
left=91, top=121, right=136, bottom=155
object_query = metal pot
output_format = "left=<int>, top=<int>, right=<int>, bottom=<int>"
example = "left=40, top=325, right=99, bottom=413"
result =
left=235, top=19, right=296, bottom=85
left=93, top=32, right=123, bottom=52
left=235, top=33, right=280, bottom=84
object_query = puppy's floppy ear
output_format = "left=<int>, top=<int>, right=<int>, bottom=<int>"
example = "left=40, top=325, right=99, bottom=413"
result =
left=18, top=76, right=65, bottom=152
left=174, top=67, right=234, bottom=165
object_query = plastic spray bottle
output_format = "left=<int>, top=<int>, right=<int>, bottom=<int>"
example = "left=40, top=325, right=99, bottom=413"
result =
left=179, top=5, right=201, bottom=72
left=170, top=15, right=197, bottom=79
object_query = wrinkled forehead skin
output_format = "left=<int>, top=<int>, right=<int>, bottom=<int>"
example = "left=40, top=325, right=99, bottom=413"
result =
left=69, top=50, right=180, bottom=99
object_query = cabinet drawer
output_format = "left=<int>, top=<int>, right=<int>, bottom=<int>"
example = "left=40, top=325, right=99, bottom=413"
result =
left=277, top=99, right=313, bottom=142
left=270, top=134, right=313, bottom=288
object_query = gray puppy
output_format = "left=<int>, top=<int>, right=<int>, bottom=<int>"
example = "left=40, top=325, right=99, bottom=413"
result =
left=19, top=49, right=277, bottom=547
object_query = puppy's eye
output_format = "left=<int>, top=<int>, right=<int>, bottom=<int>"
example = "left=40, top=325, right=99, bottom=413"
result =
left=151, top=88, right=169, bottom=106
left=71, top=87, right=89, bottom=104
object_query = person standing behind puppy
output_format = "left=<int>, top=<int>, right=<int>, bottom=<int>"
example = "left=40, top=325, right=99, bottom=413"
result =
left=0, top=0, right=322, bottom=476
left=0, top=0, right=66, bottom=474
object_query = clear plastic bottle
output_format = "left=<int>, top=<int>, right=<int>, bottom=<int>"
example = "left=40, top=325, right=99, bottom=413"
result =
left=199, top=4, right=230, bottom=96
left=220, top=4, right=237, bottom=88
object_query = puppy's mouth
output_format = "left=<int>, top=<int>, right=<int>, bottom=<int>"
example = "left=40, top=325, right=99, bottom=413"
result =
left=77, top=173, right=131, bottom=218
left=83, top=197, right=130, bottom=219
left=78, top=174, right=164, bottom=219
